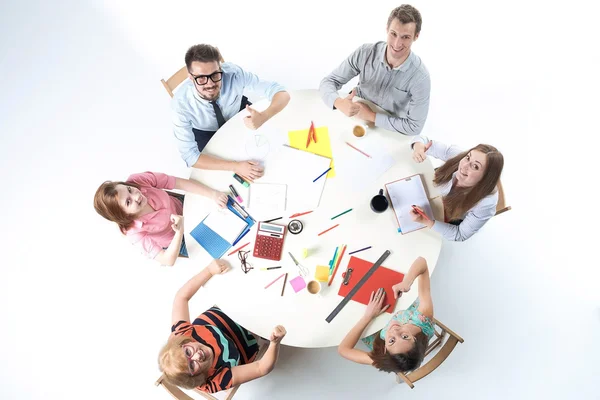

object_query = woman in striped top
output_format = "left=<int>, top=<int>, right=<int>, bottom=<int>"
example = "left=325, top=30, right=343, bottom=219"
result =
left=158, top=259, right=286, bottom=394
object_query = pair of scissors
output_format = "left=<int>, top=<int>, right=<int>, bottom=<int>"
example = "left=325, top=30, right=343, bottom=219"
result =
left=305, top=121, right=317, bottom=148
left=288, top=252, right=309, bottom=276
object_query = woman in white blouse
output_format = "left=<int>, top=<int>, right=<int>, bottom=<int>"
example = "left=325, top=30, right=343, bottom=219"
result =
left=411, top=137, right=504, bottom=241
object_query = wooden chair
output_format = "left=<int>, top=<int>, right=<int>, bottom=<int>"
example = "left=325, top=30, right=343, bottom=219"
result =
left=396, top=318, right=464, bottom=389
left=156, top=340, right=268, bottom=400
left=495, top=179, right=511, bottom=216
left=161, top=51, right=225, bottom=98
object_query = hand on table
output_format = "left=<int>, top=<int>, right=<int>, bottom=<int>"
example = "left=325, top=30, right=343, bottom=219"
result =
left=412, top=141, right=432, bottom=163
left=355, top=102, right=376, bottom=123
left=234, top=161, right=264, bottom=182
left=170, top=214, right=184, bottom=233
left=336, top=89, right=360, bottom=117
left=243, top=105, right=268, bottom=130
left=269, top=325, right=287, bottom=343
left=208, top=259, right=230, bottom=276
left=212, top=190, right=228, bottom=208
left=364, top=288, right=389, bottom=319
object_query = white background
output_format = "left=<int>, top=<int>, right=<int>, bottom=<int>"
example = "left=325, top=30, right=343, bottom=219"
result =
left=1, top=0, right=599, bottom=399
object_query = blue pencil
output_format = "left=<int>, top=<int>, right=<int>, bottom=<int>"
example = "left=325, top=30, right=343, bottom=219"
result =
left=348, top=246, right=372, bottom=255
left=312, top=167, right=332, bottom=183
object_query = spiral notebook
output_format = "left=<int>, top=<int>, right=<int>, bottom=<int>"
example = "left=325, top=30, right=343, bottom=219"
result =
left=190, top=196, right=255, bottom=259
left=385, top=174, right=434, bottom=234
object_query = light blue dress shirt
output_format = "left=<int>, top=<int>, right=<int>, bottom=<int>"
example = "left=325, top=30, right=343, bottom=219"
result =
left=171, top=62, right=286, bottom=167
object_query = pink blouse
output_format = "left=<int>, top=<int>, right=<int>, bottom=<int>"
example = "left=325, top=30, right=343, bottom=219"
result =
left=125, top=172, right=182, bottom=259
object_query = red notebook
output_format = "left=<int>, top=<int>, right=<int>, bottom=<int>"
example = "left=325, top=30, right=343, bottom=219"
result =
left=338, top=256, right=405, bottom=313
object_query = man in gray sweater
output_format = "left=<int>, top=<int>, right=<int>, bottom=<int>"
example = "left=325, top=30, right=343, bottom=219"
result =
left=319, top=4, right=430, bottom=136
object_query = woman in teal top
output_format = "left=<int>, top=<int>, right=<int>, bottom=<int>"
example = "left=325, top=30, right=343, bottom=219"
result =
left=338, top=257, right=434, bottom=373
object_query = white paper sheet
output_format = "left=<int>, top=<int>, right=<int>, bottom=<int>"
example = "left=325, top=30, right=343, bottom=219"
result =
left=248, top=183, right=287, bottom=212
left=203, top=208, right=248, bottom=244
left=335, top=138, right=396, bottom=191
left=385, top=174, right=434, bottom=234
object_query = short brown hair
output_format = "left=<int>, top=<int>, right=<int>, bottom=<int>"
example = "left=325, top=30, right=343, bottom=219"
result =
left=93, top=180, right=141, bottom=234
left=387, top=5, right=422, bottom=36
left=158, top=336, right=209, bottom=390
left=368, top=330, right=428, bottom=373
left=185, top=44, right=223, bottom=71
left=433, top=144, right=504, bottom=221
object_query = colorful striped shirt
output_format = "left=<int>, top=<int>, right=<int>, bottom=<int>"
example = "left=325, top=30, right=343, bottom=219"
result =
left=171, top=307, right=259, bottom=393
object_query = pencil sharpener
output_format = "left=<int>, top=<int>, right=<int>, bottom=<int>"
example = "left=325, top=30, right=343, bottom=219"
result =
left=288, top=219, right=303, bottom=234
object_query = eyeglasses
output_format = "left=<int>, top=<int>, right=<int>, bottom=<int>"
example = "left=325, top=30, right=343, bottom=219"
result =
left=191, top=71, right=223, bottom=86
left=182, top=344, right=200, bottom=376
left=238, top=250, right=253, bottom=274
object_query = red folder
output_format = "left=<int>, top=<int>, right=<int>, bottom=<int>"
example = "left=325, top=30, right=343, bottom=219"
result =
left=337, top=256, right=405, bottom=313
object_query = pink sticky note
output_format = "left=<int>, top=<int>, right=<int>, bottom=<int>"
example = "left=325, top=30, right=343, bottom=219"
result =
left=289, top=275, right=306, bottom=293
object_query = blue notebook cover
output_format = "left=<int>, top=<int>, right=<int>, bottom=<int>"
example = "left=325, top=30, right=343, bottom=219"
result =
left=190, top=197, right=255, bottom=259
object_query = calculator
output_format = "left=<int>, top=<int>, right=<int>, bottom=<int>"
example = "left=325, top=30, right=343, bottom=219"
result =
left=253, top=222, right=287, bottom=261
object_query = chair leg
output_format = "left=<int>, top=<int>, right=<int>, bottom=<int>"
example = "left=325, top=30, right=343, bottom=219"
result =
left=433, top=318, right=464, bottom=343
left=396, top=372, right=415, bottom=389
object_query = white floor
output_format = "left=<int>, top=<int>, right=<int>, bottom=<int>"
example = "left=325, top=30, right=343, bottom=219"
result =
left=1, top=1, right=599, bottom=399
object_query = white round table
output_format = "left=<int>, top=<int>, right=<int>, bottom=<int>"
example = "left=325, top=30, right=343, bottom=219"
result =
left=184, top=89, right=443, bottom=348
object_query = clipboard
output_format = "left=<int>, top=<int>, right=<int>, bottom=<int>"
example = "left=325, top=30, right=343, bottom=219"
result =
left=190, top=196, right=255, bottom=259
left=337, top=256, right=404, bottom=314
left=385, top=174, right=434, bottom=234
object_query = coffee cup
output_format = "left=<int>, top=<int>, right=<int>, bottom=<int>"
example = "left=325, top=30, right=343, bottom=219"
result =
left=370, top=189, right=389, bottom=213
left=307, top=280, right=322, bottom=294
left=352, top=124, right=367, bottom=139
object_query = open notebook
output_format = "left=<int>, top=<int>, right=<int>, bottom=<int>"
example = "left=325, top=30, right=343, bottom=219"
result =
left=385, top=174, right=434, bottom=234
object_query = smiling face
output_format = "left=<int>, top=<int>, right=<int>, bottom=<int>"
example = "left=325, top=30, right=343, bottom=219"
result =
left=182, top=342, right=214, bottom=376
left=384, top=321, right=421, bottom=355
left=188, top=60, right=222, bottom=101
left=385, top=18, right=419, bottom=67
left=115, top=184, right=146, bottom=216
left=456, top=149, right=488, bottom=188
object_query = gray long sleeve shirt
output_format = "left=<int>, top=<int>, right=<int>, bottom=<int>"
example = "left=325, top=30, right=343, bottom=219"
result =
left=319, top=42, right=430, bottom=136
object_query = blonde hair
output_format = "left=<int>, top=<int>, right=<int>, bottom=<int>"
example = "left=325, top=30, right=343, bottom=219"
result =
left=158, top=336, right=209, bottom=389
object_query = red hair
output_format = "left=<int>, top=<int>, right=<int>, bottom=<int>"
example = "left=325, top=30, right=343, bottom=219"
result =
left=93, top=180, right=141, bottom=234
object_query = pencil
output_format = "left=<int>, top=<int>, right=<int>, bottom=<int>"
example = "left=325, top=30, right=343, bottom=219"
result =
left=281, top=273, right=288, bottom=296
left=264, top=217, right=282, bottom=223
left=227, top=242, right=250, bottom=256
left=331, top=208, right=353, bottom=220
left=289, top=211, right=313, bottom=218
left=328, top=244, right=347, bottom=286
left=348, top=246, right=372, bottom=255
left=345, top=141, right=372, bottom=158
left=318, top=224, right=340, bottom=236
left=312, top=167, right=331, bottom=183
left=264, top=272, right=286, bottom=289
left=260, top=266, right=282, bottom=270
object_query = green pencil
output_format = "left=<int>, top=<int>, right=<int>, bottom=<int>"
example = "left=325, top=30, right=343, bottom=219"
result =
left=331, top=208, right=353, bottom=220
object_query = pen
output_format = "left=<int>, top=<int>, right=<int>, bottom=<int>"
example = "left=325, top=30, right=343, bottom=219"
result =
left=411, top=205, right=432, bottom=221
left=264, top=217, right=282, bottom=223
left=233, top=173, right=250, bottom=187
left=229, top=185, right=243, bottom=203
left=260, top=266, right=282, bottom=270
left=313, top=167, right=332, bottom=183
left=348, top=246, right=372, bottom=255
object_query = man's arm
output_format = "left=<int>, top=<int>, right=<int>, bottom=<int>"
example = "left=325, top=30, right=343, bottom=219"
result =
left=319, top=45, right=366, bottom=110
left=374, top=74, right=431, bottom=135
left=244, top=91, right=290, bottom=130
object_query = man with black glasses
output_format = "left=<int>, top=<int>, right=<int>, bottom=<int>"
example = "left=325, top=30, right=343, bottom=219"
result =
left=172, top=44, right=290, bottom=181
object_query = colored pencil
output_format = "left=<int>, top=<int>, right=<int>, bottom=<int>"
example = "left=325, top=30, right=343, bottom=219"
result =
left=264, top=217, right=282, bottom=223
left=318, top=224, right=340, bottom=236
left=264, top=272, right=286, bottom=289
left=345, top=141, right=372, bottom=158
left=348, top=246, right=372, bottom=255
left=328, top=244, right=347, bottom=286
left=312, top=167, right=331, bottom=183
left=227, top=242, right=250, bottom=256
left=331, top=208, right=353, bottom=220
left=329, top=247, right=339, bottom=272
left=289, top=211, right=313, bottom=218
left=260, top=266, right=282, bottom=270
left=281, top=273, right=288, bottom=296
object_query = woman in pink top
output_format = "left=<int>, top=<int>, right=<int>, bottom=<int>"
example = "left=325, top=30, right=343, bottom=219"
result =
left=94, top=171, right=227, bottom=266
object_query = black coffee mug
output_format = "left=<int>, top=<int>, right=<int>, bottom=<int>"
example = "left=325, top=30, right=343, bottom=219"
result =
left=370, top=189, right=389, bottom=213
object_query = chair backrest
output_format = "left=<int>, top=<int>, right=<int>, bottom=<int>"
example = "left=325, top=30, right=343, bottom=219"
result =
left=495, top=179, right=511, bottom=216
left=160, top=50, right=225, bottom=98
left=396, top=318, right=464, bottom=388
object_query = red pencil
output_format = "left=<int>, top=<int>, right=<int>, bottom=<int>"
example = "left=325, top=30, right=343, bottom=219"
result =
left=345, top=141, right=371, bottom=158
left=328, top=244, right=347, bottom=286
left=264, top=272, right=286, bottom=289
left=411, top=205, right=432, bottom=222
left=289, top=211, right=313, bottom=218
left=227, top=242, right=250, bottom=256
left=318, top=224, right=339, bottom=236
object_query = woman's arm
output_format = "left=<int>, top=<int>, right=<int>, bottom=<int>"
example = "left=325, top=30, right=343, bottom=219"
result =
left=230, top=326, right=287, bottom=385
left=174, top=178, right=227, bottom=208
left=338, top=288, right=389, bottom=365
left=393, top=257, right=433, bottom=318
left=171, top=260, right=229, bottom=326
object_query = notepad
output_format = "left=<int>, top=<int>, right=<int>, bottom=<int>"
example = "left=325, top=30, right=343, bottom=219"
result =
left=288, top=126, right=335, bottom=177
left=385, top=174, right=434, bottom=234
left=203, top=208, right=249, bottom=244
left=248, top=183, right=287, bottom=212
